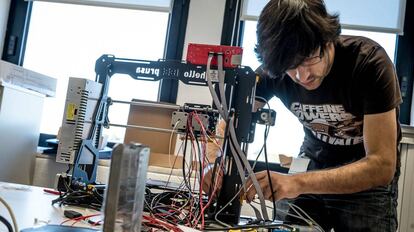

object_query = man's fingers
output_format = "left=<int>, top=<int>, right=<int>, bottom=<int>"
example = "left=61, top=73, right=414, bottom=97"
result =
left=246, top=177, right=269, bottom=202
left=245, top=171, right=277, bottom=202
left=245, top=171, right=267, bottom=190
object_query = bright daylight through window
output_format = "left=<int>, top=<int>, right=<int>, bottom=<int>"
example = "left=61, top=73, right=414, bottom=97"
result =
left=23, top=2, right=169, bottom=142
left=242, top=21, right=397, bottom=163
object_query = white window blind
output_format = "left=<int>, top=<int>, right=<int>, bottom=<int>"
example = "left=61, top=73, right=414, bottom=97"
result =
left=241, top=0, right=407, bottom=34
left=25, top=0, right=172, bottom=12
left=241, top=0, right=268, bottom=21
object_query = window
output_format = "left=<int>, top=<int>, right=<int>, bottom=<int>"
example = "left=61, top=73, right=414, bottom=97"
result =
left=23, top=1, right=170, bottom=142
left=241, top=0, right=407, bottom=34
left=241, top=21, right=398, bottom=163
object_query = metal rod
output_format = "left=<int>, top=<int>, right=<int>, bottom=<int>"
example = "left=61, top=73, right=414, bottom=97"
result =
left=108, top=123, right=224, bottom=140
left=111, top=99, right=180, bottom=110
left=88, top=97, right=221, bottom=114
left=109, top=123, right=179, bottom=134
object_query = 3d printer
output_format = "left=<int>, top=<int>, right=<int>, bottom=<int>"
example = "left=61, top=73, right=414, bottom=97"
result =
left=55, top=46, right=277, bottom=227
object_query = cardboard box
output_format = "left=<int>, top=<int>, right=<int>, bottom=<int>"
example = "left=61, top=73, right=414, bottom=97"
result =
left=124, top=99, right=184, bottom=169
left=0, top=60, right=57, bottom=97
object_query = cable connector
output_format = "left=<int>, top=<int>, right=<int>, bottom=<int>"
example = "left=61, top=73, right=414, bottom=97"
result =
left=63, top=210, right=82, bottom=219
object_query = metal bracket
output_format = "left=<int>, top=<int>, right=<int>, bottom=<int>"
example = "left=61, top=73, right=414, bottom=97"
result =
left=171, top=111, right=210, bottom=133
left=253, top=108, right=276, bottom=126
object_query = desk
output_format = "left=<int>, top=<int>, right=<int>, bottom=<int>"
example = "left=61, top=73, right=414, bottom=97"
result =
left=0, top=182, right=101, bottom=231
left=0, top=182, right=200, bottom=232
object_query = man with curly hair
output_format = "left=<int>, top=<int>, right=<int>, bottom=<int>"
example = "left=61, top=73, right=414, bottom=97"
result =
left=205, top=0, right=401, bottom=231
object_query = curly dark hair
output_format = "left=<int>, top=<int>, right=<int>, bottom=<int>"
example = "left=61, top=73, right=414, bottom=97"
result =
left=255, top=0, right=341, bottom=76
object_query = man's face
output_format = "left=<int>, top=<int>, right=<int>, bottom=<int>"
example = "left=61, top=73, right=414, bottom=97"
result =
left=285, top=42, right=334, bottom=90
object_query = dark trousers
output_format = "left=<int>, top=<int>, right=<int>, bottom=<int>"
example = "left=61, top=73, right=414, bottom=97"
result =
left=281, top=181, right=398, bottom=232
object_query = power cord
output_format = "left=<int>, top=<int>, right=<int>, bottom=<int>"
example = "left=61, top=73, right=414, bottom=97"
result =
left=263, top=125, right=277, bottom=221
left=255, top=96, right=277, bottom=221
left=0, top=215, right=13, bottom=232
left=0, top=196, right=18, bottom=232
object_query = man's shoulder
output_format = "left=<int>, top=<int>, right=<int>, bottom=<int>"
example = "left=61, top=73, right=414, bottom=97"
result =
left=335, top=35, right=390, bottom=68
left=336, top=35, right=383, bottom=55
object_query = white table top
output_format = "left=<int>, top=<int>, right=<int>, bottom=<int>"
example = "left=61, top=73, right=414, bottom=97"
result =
left=0, top=181, right=318, bottom=232
left=0, top=182, right=199, bottom=232
left=0, top=182, right=101, bottom=231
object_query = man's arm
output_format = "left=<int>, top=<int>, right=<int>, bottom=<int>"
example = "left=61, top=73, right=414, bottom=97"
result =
left=246, top=108, right=398, bottom=201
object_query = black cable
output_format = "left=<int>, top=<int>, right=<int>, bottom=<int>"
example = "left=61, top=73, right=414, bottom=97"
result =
left=0, top=215, right=13, bottom=232
left=52, top=186, right=103, bottom=210
left=211, top=116, right=271, bottom=222
left=182, top=127, right=192, bottom=193
left=263, top=125, right=277, bottom=221
left=255, top=96, right=277, bottom=221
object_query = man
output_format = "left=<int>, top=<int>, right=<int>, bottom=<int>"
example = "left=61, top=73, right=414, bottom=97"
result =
left=205, top=0, right=402, bottom=231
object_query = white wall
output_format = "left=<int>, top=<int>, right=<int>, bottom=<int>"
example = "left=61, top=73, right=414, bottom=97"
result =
left=0, top=0, right=11, bottom=54
left=176, top=0, right=226, bottom=106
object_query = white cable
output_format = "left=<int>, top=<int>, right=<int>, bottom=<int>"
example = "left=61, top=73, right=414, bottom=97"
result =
left=0, top=196, right=18, bottom=232
left=206, top=52, right=269, bottom=221
left=213, top=119, right=266, bottom=221
left=209, top=140, right=262, bottom=222
left=208, top=82, right=264, bottom=222
left=217, top=53, right=228, bottom=119
left=214, top=183, right=244, bottom=227
left=229, top=142, right=265, bottom=220
left=212, top=122, right=256, bottom=218
left=288, top=202, right=325, bottom=232
left=213, top=170, right=268, bottom=227
left=169, top=120, right=181, bottom=168
left=288, top=203, right=312, bottom=226
left=252, top=199, right=323, bottom=231
left=228, top=121, right=269, bottom=220
left=206, top=53, right=268, bottom=220
left=206, top=54, right=227, bottom=120
left=228, top=138, right=249, bottom=184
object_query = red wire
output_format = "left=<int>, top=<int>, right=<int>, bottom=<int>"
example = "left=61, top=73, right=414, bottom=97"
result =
left=143, top=215, right=184, bottom=232
left=195, top=112, right=227, bottom=229
left=191, top=112, right=212, bottom=229
left=60, top=213, right=101, bottom=226
left=157, top=111, right=224, bottom=229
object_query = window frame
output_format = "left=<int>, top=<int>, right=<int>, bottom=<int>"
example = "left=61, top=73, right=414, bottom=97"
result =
left=1, top=0, right=189, bottom=104
left=2, top=0, right=189, bottom=144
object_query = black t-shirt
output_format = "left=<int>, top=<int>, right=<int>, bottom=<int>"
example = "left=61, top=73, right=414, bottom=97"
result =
left=256, top=35, right=402, bottom=170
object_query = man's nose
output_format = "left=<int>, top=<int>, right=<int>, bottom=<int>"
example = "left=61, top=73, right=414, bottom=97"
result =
left=295, top=66, right=311, bottom=82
